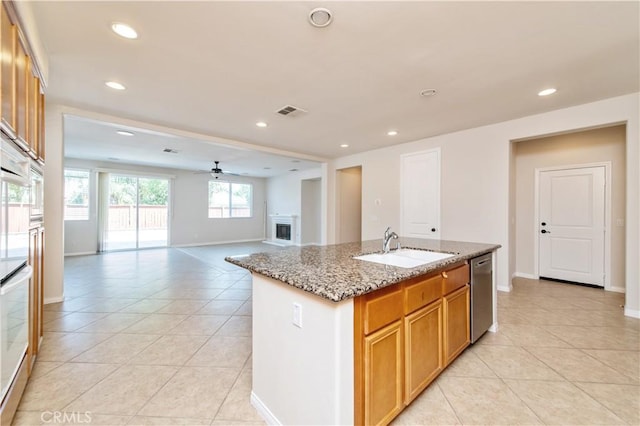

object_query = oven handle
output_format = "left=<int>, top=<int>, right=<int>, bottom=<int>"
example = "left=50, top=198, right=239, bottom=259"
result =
left=0, top=266, right=33, bottom=295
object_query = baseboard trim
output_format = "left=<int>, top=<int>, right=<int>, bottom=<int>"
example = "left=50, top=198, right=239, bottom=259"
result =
left=251, top=391, right=281, bottom=425
left=513, top=272, right=538, bottom=280
left=44, top=296, right=64, bottom=305
left=497, top=285, right=512, bottom=293
left=172, top=238, right=263, bottom=248
left=624, top=307, right=640, bottom=319
left=489, top=322, right=499, bottom=333
left=64, top=251, right=96, bottom=257
left=606, top=286, right=625, bottom=294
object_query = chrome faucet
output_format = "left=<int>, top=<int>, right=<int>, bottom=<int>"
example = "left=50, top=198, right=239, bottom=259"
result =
left=382, top=227, right=399, bottom=253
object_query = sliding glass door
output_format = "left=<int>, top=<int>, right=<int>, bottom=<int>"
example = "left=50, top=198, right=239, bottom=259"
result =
left=104, top=175, right=168, bottom=251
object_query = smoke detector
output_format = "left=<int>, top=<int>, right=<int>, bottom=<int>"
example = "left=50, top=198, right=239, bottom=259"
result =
left=309, top=8, right=332, bottom=28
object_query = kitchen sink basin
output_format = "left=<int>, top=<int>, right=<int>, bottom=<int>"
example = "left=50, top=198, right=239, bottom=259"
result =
left=353, top=249, right=455, bottom=268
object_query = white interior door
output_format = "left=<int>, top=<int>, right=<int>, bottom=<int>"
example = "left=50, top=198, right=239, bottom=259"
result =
left=539, top=166, right=605, bottom=286
left=401, top=149, right=440, bottom=239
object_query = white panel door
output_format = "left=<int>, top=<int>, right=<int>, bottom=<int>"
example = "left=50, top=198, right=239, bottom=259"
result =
left=539, top=166, right=605, bottom=286
left=401, top=149, right=440, bottom=239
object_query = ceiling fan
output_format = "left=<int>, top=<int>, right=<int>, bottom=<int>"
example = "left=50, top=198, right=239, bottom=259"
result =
left=196, top=161, right=239, bottom=179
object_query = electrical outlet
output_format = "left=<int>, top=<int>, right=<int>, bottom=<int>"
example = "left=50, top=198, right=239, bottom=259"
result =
left=292, top=303, right=302, bottom=328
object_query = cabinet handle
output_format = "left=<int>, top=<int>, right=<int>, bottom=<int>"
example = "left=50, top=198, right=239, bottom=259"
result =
left=441, top=271, right=448, bottom=279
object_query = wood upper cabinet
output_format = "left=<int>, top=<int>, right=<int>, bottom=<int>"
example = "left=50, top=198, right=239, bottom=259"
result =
left=14, top=36, right=26, bottom=143
left=404, top=300, right=442, bottom=404
left=27, top=60, right=37, bottom=151
left=363, top=321, right=404, bottom=426
left=443, top=284, right=470, bottom=365
left=37, top=92, right=44, bottom=161
left=0, top=3, right=15, bottom=132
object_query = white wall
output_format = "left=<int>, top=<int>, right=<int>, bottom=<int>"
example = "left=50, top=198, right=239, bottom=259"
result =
left=171, top=170, right=266, bottom=246
left=329, top=93, right=639, bottom=317
left=514, top=125, right=626, bottom=290
left=43, top=104, right=65, bottom=303
left=301, top=179, right=321, bottom=245
left=252, top=274, right=353, bottom=425
left=266, top=168, right=322, bottom=244
left=63, top=158, right=268, bottom=253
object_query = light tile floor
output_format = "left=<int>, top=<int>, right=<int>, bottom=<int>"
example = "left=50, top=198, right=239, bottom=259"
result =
left=13, top=244, right=639, bottom=425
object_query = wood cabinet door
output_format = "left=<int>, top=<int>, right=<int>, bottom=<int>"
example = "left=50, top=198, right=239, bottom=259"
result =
left=364, top=321, right=404, bottom=426
left=14, top=36, right=26, bottom=142
left=27, top=66, right=37, bottom=151
left=1, top=5, right=15, bottom=130
left=443, top=285, right=470, bottom=366
left=404, top=300, right=442, bottom=404
left=37, top=92, right=44, bottom=161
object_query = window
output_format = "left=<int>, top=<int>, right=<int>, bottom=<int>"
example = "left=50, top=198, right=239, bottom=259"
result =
left=208, top=181, right=252, bottom=218
left=64, top=169, right=90, bottom=220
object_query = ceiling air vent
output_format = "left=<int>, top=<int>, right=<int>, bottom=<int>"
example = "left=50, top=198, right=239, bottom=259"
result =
left=163, top=148, right=178, bottom=154
left=276, top=105, right=307, bottom=117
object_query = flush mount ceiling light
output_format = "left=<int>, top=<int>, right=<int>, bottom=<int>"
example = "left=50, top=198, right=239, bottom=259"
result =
left=105, top=81, right=126, bottom=90
left=387, top=130, right=398, bottom=136
left=116, top=130, right=134, bottom=136
left=420, top=89, right=437, bottom=97
left=111, top=22, right=138, bottom=39
left=309, top=7, right=332, bottom=28
left=256, top=121, right=268, bottom=128
left=538, top=88, right=557, bottom=96
left=340, top=144, right=349, bottom=148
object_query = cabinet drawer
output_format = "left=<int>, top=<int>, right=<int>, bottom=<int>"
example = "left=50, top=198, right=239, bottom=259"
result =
left=362, top=286, right=403, bottom=335
left=404, top=275, right=442, bottom=314
left=442, top=263, right=469, bottom=295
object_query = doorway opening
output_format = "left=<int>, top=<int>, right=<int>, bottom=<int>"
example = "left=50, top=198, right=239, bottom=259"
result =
left=335, top=166, right=362, bottom=244
left=512, top=124, right=626, bottom=293
left=101, top=174, right=169, bottom=251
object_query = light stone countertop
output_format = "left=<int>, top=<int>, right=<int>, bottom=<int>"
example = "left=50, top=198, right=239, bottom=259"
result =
left=225, top=238, right=501, bottom=302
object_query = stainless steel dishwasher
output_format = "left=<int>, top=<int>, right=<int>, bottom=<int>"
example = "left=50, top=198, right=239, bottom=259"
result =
left=470, top=253, right=493, bottom=343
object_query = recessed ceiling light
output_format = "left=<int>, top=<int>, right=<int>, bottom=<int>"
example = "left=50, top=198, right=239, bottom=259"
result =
left=105, top=81, right=126, bottom=90
left=116, top=130, right=134, bottom=136
left=387, top=130, right=398, bottom=136
left=340, top=144, right=349, bottom=148
left=111, top=22, right=138, bottom=39
left=309, top=7, right=332, bottom=28
left=420, top=89, right=437, bottom=97
left=256, top=121, right=268, bottom=128
left=538, top=88, right=557, bottom=96
left=263, top=167, right=271, bottom=170
left=289, top=168, right=299, bottom=172
left=291, top=160, right=300, bottom=163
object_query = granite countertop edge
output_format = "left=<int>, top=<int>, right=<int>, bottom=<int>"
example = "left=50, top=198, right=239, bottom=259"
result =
left=225, top=238, right=501, bottom=303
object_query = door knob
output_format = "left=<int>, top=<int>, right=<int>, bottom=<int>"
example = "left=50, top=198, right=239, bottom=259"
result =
left=541, top=229, right=550, bottom=234
left=541, top=222, right=547, bottom=226
left=431, top=228, right=436, bottom=232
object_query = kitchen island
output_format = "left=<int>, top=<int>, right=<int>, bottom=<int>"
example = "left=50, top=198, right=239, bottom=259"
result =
left=226, top=238, right=500, bottom=425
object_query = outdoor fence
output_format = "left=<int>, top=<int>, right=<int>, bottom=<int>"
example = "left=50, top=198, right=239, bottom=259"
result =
left=63, top=204, right=168, bottom=230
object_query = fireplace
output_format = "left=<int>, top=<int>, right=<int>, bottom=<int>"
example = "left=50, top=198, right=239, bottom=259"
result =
left=276, top=223, right=291, bottom=241
left=269, top=214, right=297, bottom=245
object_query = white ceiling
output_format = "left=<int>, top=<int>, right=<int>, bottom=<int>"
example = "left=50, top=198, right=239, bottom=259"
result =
left=64, top=115, right=321, bottom=177
left=30, top=1, right=639, bottom=174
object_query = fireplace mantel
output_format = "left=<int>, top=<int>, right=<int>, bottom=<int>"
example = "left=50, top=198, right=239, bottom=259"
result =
left=268, top=214, right=298, bottom=246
